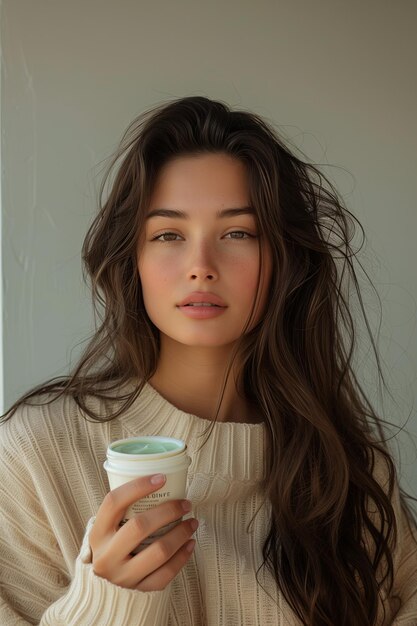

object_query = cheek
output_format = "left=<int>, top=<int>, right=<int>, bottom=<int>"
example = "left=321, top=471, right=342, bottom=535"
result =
left=236, top=254, right=272, bottom=309
left=230, top=255, right=261, bottom=290
left=138, top=254, right=180, bottom=298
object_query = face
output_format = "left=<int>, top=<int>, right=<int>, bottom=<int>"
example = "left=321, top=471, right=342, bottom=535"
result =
left=137, top=153, right=272, bottom=349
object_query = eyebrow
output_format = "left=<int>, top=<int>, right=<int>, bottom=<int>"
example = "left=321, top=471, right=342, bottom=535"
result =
left=146, top=206, right=255, bottom=220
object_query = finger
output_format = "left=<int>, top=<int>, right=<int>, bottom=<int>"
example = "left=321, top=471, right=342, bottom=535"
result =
left=106, top=498, right=192, bottom=558
left=136, top=538, right=196, bottom=592
left=90, top=474, right=166, bottom=548
left=136, top=539, right=195, bottom=591
left=124, top=518, right=198, bottom=589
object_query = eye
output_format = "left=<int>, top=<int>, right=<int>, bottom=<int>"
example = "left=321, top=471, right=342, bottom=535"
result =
left=224, top=230, right=255, bottom=240
left=151, top=232, right=182, bottom=242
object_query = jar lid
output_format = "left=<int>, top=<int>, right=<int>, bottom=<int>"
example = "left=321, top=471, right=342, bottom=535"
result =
left=107, top=436, right=186, bottom=459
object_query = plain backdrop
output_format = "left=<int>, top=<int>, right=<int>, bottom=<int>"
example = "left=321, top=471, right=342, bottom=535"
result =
left=1, top=0, right=416, bottom=500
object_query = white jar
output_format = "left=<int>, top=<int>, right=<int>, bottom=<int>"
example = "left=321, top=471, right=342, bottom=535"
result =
left=104, top=436, right=192, bottom=552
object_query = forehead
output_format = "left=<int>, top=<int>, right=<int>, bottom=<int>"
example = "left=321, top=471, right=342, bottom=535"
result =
left=148, top=153, right=251, bottom=213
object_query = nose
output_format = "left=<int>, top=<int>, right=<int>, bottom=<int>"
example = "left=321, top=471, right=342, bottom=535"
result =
left=187, top=240, right=218, bottom=281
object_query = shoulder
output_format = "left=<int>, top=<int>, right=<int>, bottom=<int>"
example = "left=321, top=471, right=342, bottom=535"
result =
left=0, top=387, right=119, bottom=468
left=368, top=444, right=396, bottom=494
left=367, top=443, right=417, bottom=550
left=0, top=379, right=166, bottom=480
left=0, top=381, right=140, bottom=467
left=0, top=392, right=82, bottom=459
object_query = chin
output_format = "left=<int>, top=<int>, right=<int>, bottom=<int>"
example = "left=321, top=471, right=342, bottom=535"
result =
left=188, top=336, right=241, bottom=349
left=181, top=339, right=231, bottom=348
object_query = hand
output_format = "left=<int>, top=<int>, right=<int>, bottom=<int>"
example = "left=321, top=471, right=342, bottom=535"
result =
left=89, top=474, right=198, bottom=591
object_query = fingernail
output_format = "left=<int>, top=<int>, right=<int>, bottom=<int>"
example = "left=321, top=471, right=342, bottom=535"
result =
left=150, top=473, right=166, bottom=485
left=185, top=539, right=195, bottom=553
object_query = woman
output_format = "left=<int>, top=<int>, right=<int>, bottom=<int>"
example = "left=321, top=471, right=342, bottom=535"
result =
left=1, top=96, right=416, bottom=625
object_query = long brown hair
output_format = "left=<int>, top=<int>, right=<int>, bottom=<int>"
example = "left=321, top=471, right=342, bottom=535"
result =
left=2, top=96, right=416, bottom=625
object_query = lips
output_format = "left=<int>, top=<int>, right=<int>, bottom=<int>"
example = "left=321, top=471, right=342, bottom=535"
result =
left=177, top=291, right=227, bottom=307
left=183, top=303, right=219, bottom=307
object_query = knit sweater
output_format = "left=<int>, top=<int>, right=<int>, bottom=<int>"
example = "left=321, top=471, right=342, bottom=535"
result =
left=0, top=380, right=416, bottom=625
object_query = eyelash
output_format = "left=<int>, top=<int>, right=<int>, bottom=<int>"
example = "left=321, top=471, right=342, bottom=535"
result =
left=151, top=231, right=257, bottom=242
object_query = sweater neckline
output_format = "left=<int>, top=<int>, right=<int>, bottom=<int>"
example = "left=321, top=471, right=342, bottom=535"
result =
left=122, top=379, right=266, bottom=430
left=115, top=380, right=267, bottom=482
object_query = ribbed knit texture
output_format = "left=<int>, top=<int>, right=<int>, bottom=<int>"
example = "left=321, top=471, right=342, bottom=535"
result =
left=0, top=381, right=416, bottom=625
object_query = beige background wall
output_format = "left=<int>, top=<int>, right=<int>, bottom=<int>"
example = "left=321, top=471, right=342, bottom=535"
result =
left=1, top=1, right=416, bottom=496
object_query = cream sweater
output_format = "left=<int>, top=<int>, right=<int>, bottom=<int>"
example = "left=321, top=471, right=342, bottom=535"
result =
left=0, top=381, right=416, bottom=625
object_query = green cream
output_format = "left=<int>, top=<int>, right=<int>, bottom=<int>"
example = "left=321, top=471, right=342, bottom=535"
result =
left=111, top=440, right=180, bottom=455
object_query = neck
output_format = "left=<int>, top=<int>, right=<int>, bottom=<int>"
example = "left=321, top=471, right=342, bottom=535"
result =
left=148, top=337, right=261, bottom=424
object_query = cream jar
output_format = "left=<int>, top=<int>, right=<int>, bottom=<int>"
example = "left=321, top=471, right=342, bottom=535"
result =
left=104, top=436, right=192, bottom=552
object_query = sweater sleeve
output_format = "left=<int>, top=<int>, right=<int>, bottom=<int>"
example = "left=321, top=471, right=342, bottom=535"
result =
left=0, top=415, right=171, bottom=626
left=37, top=518, right=172, bottom=626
